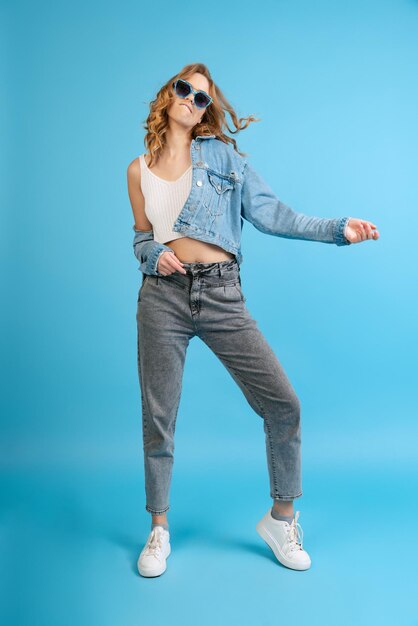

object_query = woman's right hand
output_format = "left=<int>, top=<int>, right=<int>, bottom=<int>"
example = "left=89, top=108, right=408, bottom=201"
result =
left=157, top=250, right=187, bottom=275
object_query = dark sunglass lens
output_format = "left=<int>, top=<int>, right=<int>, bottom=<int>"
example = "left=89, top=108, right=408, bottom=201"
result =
left=194, top=92, right=210, bottom=109
left=175, top=80, right=191, bottom=98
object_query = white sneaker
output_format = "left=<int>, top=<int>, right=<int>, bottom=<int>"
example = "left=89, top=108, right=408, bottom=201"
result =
left=137, top=526, right=171, bottom=577
left=256, top=509, right=311, bottom=571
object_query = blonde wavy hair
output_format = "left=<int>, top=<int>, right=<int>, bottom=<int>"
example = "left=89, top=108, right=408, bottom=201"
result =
left=142, top=63, right=261, bottom=167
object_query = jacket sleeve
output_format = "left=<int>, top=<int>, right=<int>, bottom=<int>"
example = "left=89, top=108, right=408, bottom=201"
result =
left=240, top=160, right=351, bottom=246
left=132, top=226, right=175, bottom=275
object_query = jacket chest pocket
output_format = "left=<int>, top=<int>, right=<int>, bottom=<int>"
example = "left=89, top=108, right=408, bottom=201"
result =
left=203, top=171, right=235, bottom=217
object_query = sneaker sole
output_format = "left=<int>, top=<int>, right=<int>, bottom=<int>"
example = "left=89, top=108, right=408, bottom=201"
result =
left=256, top=521, right=311, bottom=571
left=137, top=542, right=171, bottom=577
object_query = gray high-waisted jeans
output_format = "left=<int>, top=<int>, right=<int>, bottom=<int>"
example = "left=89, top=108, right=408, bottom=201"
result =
left=136, top=258, right=302, bottom=515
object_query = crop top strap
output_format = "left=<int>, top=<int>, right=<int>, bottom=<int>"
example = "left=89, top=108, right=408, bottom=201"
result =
left=139, top=153, right=146, bottom=174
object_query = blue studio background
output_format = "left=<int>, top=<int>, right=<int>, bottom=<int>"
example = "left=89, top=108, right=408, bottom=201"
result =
left=2, top=0, right=418, bottom=624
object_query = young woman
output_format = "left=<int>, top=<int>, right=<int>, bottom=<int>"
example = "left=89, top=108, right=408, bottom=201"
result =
left=127, top=63, right=379, bottom=578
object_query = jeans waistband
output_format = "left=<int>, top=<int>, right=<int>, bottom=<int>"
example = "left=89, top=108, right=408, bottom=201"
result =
left=181, top=258, right=239, bottom=276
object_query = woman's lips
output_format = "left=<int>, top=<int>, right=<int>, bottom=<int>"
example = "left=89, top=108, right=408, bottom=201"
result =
left=180, top=103, right=192, bottom=112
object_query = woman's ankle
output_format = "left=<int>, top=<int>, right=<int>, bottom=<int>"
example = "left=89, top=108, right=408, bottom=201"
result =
left=272, top=500, right=294, bottom=517
left=151, top=514, right=169, bottom=530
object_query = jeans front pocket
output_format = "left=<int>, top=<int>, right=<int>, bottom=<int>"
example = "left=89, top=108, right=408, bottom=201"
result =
left=232, top=282, right=246, bottom=303
left=137, top=275, right=153, bottom=303
left=214, top=279, right=246, bottom=304
left=160, top=274, right=188, bottom=293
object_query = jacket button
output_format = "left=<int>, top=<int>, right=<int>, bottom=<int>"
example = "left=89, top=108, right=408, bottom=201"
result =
left=196, top=180, right=203, bottom=186
left=196, top=161, right=204, bottom=166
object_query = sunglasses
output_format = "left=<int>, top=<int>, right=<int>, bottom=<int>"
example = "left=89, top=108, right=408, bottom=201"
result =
left=172, top=78, right=213, bottom=110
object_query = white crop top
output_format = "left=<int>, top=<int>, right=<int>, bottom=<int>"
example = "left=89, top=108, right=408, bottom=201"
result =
left=139, top=153, right=192, bottom=244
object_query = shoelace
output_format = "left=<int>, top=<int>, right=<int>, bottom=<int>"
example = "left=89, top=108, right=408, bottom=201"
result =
left=286, top=511, right=304, bottom=551
left=144, top=528, right=165, bottom=558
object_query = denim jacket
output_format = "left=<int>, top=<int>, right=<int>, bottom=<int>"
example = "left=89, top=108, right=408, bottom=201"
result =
left=133, top=135, right=351, bottom=275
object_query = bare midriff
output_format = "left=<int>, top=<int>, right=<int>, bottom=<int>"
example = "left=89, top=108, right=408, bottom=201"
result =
left=164, top=236, right=235, bottom=263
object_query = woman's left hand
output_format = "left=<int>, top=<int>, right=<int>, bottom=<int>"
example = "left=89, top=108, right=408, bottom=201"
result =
left=345, top=218, right=380, bottom=244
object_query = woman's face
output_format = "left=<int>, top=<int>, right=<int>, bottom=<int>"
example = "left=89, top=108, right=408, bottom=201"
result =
left=167, top=72, right=211, bottom=132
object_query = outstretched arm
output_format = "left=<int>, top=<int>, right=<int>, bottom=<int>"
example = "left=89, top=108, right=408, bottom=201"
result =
left=240, top=160, right=361, bottom=246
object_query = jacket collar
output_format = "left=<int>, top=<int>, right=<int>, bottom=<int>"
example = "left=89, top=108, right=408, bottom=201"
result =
left=194, top=134, right=216, bottom=140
